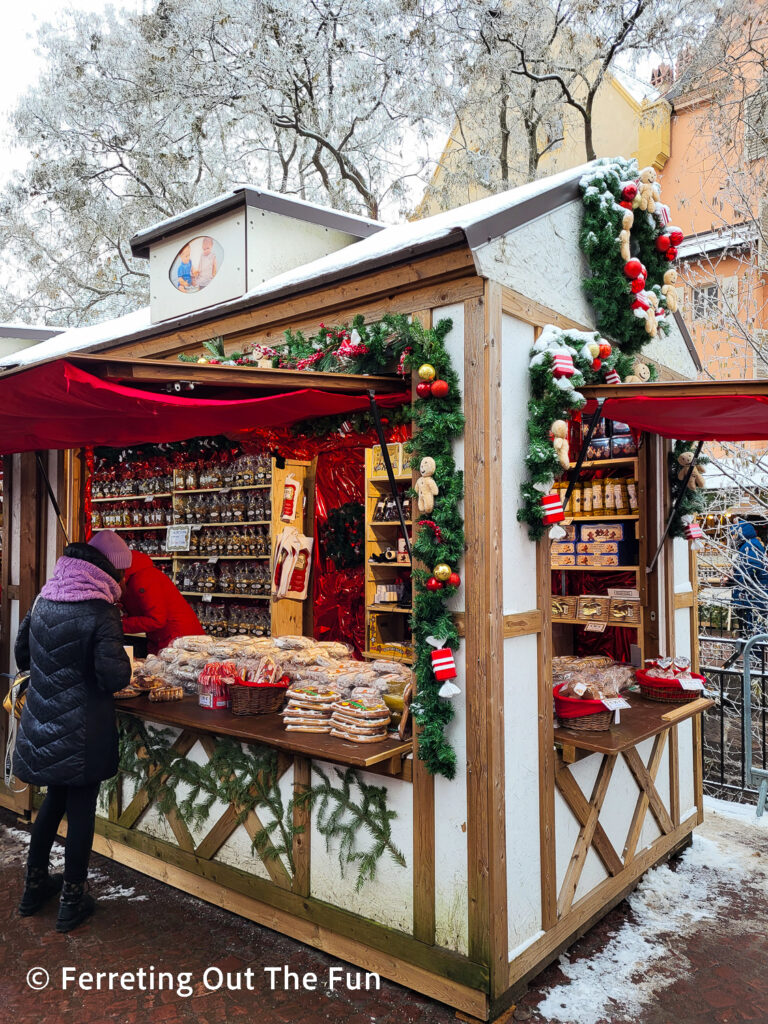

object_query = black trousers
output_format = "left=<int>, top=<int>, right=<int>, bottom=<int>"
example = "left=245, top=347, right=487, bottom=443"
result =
left=27, top=782, right=101, bottom=883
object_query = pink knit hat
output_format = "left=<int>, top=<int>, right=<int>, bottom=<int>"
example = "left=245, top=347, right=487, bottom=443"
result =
left=88, top=530, right=133, bottom=570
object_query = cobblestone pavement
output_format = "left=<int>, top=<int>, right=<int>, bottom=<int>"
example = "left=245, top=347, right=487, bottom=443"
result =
left=1, top=799, right=766, bottom=1024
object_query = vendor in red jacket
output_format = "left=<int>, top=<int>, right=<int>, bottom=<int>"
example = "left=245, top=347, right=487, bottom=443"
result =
left=121, top=551, right=205, bottom=654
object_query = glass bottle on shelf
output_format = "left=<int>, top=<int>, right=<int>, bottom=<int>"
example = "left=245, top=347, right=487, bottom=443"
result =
left=231, top=492, right=245, bottom=522
left=184, top=463, right=198, bottom=491
left=91, top=507, right=102, bottom=530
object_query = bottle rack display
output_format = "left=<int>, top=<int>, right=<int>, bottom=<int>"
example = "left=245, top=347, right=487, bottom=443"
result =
left=551, top=419, right=645, bottom=659
left=89, top=445, right=314, bottom=639
left=363, top=445, right=414, bottom=665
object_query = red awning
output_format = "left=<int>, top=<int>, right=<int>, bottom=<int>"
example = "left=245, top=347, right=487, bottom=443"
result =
left=0, top=360, right=408, bottom=454
left=586, top=394, right=768, bottom=441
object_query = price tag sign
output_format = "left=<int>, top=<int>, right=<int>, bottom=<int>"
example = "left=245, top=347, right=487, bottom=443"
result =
left=608, top=588, right=640, bottom=600
left=220, top=487, right=231, bottom=494
left=166, top=525, right=191, bottom=552
left=207, top=556, right=219, bottom=565
left=585, top=621, right=607, bottom=633
left=144, top=495, right=153, bottom=504
left=201, top=593, right=213, bottom=603
left=602, top=697, right=631, bottom=711
left=678, top=677, right=704, bottom=691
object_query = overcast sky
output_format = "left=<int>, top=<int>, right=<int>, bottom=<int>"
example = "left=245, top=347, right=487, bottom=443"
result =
left=0, top=2, right=144, bottom=181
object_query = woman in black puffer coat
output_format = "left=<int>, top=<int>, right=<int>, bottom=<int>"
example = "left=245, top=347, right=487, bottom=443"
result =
left=14, top=532, right=132, bottom=932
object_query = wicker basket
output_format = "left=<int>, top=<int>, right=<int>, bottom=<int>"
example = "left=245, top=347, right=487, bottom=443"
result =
left=553, top=683, right=614, bottom=732
left=636, top=669, right=706, bottom=704
left=231, top=683, right=287, bottom=716
left=557, top=709, right=614, bottom=731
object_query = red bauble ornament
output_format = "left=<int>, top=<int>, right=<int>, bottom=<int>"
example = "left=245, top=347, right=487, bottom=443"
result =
left=430, top=379, right=450, bottom=399
left=621, top=183, right=638, bottom=201
left=426, top=576, right=444, bottom=592
left=592, top=358, right=602, bottom=371
left=668, top=226, right=684, bottom=246
left=448, top=572, right=461, bottom=587
left=416, top=382, right=432, bottom=398
left=619, top=200, right=633, bottom=210
left=630, top=277, right=646, bottom=294
left=624, top=258, right=643, bottom=279
left=598, top=341, right=612, bottom=358
left=666, top=247, right=678, bottom=261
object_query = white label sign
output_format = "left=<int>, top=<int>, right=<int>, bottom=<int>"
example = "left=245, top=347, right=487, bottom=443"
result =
left=678, top=677, right=705, bottom=691
left=602, top=697, right=631, bottom=710
left=166, top=525, right=191, bottom=552
left=201, top=593, right=213, bottom=603
left=585, top=621, right=607, bottom=633
left=608, top=588, right=640, bottom=600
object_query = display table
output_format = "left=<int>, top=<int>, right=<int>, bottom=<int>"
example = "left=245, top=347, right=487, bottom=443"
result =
left=116, top=694, right=413, bottom=775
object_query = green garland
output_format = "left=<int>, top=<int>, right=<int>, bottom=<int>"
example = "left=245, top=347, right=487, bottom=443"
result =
left=322, top=502, right=365, bottom=569
left=403, top=319, right=465, bottom=780
left=106, top=718, right=405, bottom=890
left=668, top=441, right=709, bottom=539
left=580, top=157, right=675, bottom=357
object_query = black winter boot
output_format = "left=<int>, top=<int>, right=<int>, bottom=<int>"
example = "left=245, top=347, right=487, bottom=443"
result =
left=56, top=880, right=95, bottom=933
left=18, top=865, right=64, bottom=917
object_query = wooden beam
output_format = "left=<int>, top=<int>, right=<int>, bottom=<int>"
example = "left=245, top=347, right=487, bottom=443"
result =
left=463, top=284, right=508, bottom=995
left=622, top=732, right=671, bottom=864
left=507, top=815, right=697, bottom=991
left=410, top=308, right=436, bottom=948
left=117, top=730, right=198, bottom=830
left=668, top=725, right=680, bottom=828
left=501, top=287, right=591, bottom=333
left=242, top=808, right=293, bottom=890
left=554, top=767, right=623, bottom=877
left=74, top=354, right=407, bottom=395
left=503, top=610, right=543, bottom=637
left=673, top=591, right=694, bottom=609
left=557, top=755, right=616, bottom=917
left=693, top=712, right=704, bottom=824
left=537, top=540, right=557, bottom=930
left=97, top=248, right=479, bottom=361
left=292, top=756, right=311, bottom=898
left=581, top=378, right=768, bottom=400
left=195, top=805, right=241, bottom=861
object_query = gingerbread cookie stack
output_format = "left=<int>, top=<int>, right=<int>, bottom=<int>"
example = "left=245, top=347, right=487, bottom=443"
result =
left=282, top=685, right=339, bottom=733
left=330, top=691, right=391, bottom=743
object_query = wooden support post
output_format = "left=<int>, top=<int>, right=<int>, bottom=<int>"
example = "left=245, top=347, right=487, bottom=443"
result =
left=537, top=541, right=557, bottom=930
left=292, top=755, right=311, bottom=898
left=668, top=724, right=680, bottom=828
left=463, top=283, right=508, bottom=996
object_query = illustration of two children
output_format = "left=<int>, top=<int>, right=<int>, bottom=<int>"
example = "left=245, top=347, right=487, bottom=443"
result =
left=176, top=236, right=218, bottom=292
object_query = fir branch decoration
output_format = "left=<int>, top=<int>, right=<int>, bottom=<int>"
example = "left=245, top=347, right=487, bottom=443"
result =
left=668, top=440, right=709, bottom=539
left=580, top=157, right=679, bottom=358
left=301, top=766, right=406, bottom=892
left=106, top=716, right=407, bottom=889
left=322, top=502, right=365, bottom=569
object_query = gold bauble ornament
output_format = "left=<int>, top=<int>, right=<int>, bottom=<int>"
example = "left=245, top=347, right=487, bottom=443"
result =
left=197, top=357, right=209, bottom=364
left=433, top=562, right=452, bottom=581
left=418, top=363, right=436, bottom=382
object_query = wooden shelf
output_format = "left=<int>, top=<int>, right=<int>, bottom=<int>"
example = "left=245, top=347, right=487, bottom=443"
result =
left=149, top=555, right=173, bottom=561
left=362, top=650, right=414, bottom=665
left=177, top=520, right=271, bottom=529
left=552, top=565, right=640, bottom=573
left=553, top=617, right=640, bottom=630
left=369, top=604, right=412, bottom=614
left=174, top=554, right=270, bottom=560
left=568, top=457, right=638, bottom=469
left=566, top=514, right=639, bottom=522
left=93, top=492, right=172, bottom=503
left=93, top=524, right=171, bottom=532
left=368, top=475, right=413, bottom=487
left=174, top=484, right=271, bottom=494
left=369, top=520, right=413, bottom=527
left=115, top=696, right=412, bottom=773
left=180, top=591, right=271, bottom=600
left=554, top=693, right=713, bottom=755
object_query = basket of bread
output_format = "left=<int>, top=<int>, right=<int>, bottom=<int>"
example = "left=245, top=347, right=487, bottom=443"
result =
left=636, top=656, right=706, bottom=703
left=553, top=656, right=634, bottom=731
left=230, top=657, right=291, bottom=715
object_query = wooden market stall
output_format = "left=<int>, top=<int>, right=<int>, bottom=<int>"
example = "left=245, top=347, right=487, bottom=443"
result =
left=0, top=166, right=748, bottom=1021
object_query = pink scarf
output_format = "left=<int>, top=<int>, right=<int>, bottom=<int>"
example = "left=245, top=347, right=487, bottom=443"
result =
left=40, top=556, right=121, bottom=604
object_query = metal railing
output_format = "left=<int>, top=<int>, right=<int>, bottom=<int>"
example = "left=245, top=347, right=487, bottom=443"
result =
left=699, top=633, right=768, bottom=805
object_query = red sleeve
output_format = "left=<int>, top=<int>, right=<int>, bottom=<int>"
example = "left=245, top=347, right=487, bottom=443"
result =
left=121, top=573, right=169, bottom=635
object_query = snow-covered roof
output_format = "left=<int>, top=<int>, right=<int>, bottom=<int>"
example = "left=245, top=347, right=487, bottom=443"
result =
left=678, top=225, right=755, bottom=261
left=610, top=67, right=660, bottom=106
left=130, top=185, right=385, bottom=258
left=2, top=161, right=599, bottom=370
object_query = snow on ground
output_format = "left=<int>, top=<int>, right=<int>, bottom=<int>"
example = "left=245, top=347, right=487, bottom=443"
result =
left=703, top=793, right=768, bottom=825
left=0, top=821, right=147, bottom=901
left=535, top=800, right=768, bottom=1024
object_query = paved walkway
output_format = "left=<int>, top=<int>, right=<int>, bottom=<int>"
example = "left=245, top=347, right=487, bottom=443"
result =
left=1, top=798, right=766, bottom=1024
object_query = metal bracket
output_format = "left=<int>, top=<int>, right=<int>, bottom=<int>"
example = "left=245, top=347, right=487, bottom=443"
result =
left=35, top=452, right=70, bottom=545
left=562, top=399, right=604, bottom=511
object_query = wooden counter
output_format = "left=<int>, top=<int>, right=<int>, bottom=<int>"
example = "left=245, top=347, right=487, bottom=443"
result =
left=554, top=693, right=713, bottom=756
left=115, top=694, right=413, bottom=773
